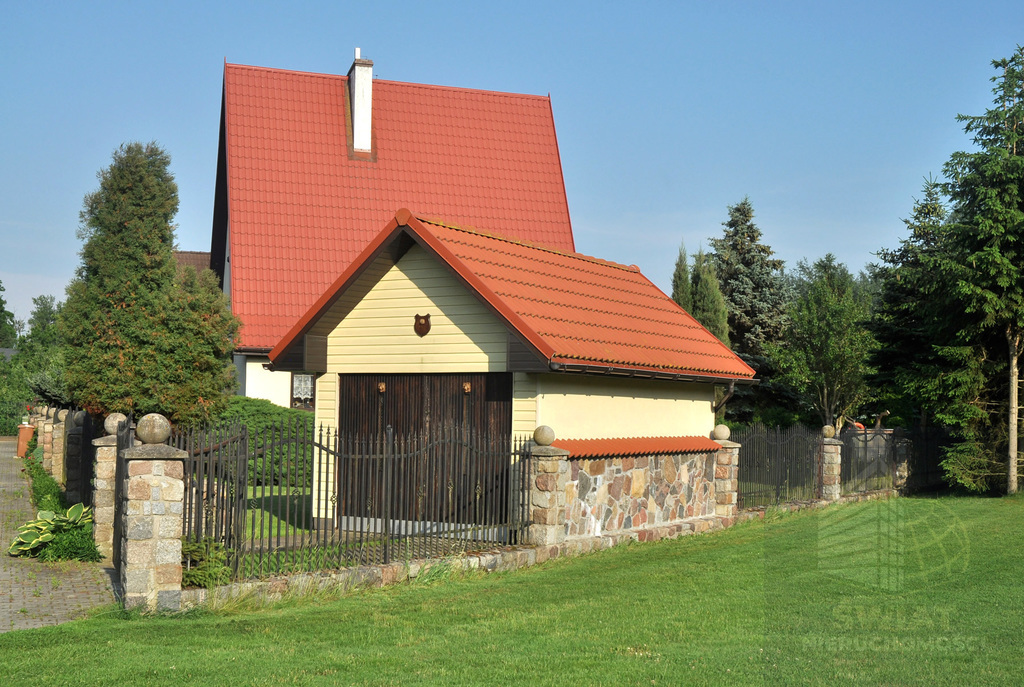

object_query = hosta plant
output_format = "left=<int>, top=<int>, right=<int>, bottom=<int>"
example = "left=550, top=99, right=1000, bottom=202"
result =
left=8, top=503, right=94, bottom=557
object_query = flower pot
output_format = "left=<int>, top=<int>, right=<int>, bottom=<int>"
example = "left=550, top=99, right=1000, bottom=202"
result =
left=17, top=424, right=35, bottom=458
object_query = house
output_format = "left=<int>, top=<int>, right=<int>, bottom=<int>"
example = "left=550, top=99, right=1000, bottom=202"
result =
left=269, top=210, right=756, bottom=442
left=209, top=51, right=575, bottom=409
left=269, top=210, right=754, bottom=526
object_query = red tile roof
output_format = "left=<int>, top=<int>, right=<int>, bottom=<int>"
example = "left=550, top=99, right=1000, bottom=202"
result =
left=270, top=211, right=756, bottom=382
left=219, top=63, right=575, bottom=350
left=550, top=436, right=722, bottom=458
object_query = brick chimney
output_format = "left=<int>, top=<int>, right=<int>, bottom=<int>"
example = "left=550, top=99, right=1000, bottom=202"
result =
left=348, top=47, right=373, bottom=153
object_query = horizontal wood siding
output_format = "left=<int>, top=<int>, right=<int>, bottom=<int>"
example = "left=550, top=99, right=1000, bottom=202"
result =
left=325, top=245, right=508, bottom=373
left=512, top=373, right=538, bottom=435
left=312, top=374, right=338, bottom=518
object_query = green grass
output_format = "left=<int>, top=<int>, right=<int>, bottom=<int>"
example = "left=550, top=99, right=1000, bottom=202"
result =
left=2, top=495, right=1022, bottom=685
left=244, top=485, right=314, bottom=539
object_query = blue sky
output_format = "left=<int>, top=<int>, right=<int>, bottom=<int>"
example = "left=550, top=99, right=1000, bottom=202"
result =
left=1, top=1, right=1022, bottom=324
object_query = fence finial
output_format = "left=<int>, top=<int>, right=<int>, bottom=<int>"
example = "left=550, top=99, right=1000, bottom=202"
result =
left=822, top=425, right=836, bottom=439
left=136, top=414, right=171, bottom=445
left=713, top=424, right=731, bottom=441
left=533, top=425, right=555, bottom=446
left=104, top=412, right=127, bottom=435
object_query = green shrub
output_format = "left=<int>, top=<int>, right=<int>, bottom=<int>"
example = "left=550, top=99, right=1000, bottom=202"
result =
left=38, top=524, right=102, bottom=562
left=182, top=537, right=233, bottom=589
left=8, top=503, right=94, bottom=558
left=22, top=453, right=66, bottom=512
left=214, top=396, right=315, bottom=488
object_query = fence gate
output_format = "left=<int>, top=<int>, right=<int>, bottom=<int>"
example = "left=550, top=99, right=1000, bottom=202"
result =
left=173, top=423, right=248, bottom=576
left=172, top=418, right=531, bottom=582
left=840, top=428, right=897, bottom=494
left=733, top=423, right=821, bottom=509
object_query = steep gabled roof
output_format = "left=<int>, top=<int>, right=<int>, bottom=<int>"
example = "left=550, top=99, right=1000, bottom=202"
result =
left=214, top=63, right=575, bottom=351
left=270, top=211, right=756, bottom=382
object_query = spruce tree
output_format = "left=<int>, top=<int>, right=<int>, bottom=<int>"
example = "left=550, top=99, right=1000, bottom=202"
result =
left=60, top=142, right=239, bottom=425
left=690, top=249, right=730, bottom=346
left=671, top=241, right=692, bottom=312
left=709, top=198, right=789, bottom=357
left=939, top=46, right=1024, bottom=493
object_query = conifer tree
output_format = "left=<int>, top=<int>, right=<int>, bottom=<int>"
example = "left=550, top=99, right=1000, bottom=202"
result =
left=60, top=142, right=239, bottom=425
left=709, top=198, right=789, bottom=357
left=690, top=249, right=729, bottom=346
left=938, top=46, right=1024, bottom=493
left=671, top=241, right=692, bottom=312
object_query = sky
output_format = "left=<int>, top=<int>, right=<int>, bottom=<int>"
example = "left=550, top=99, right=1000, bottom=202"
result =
left=1, top=1, right=1023, bottom=325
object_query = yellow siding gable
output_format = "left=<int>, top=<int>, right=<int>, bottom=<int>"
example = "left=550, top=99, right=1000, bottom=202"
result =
left=316, top=244, right=509, bottom=374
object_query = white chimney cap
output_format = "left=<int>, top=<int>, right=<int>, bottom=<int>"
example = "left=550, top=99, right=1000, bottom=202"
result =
left=355, top=47, right=361, bottom=60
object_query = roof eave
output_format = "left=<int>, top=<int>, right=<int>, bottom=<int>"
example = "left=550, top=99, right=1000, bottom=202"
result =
left=548, top=361, right=759, bottom=386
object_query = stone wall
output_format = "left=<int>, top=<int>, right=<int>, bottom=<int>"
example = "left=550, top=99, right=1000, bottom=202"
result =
left=564, top=452, right=716, bottom=539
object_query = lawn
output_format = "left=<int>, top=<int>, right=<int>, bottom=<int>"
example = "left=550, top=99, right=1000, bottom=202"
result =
left=1, top=495, right=1021, bottom=685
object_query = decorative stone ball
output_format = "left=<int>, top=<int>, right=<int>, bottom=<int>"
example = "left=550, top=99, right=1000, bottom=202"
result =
left=70, top=410, right=86, bottom=428
left=533, top=425, right=555, bottom=446
left=136, top=413, right=171, bottom=445
left=822, top=425, right=836, bottom=439
left=712, top=424, right=731, bottom=441
left=57, top=409, right=69, bottom=422
left=45, top=407, right=54, bottom=419
left=104, top=412, right=127, bottom=435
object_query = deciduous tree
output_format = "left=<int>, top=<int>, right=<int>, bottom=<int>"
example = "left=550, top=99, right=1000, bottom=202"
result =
left=772, top=255, right=875, bottom=429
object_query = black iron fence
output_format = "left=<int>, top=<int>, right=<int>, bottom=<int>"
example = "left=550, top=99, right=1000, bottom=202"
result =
left=172, top=418, right=532, bottom=581
left=733, top=423, right=821, bottom=509
left=112, top=413, right=134, bottom=574
left=840, top=428, right=896, bottom=494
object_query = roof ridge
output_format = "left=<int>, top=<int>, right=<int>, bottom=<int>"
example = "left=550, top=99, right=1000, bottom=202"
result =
left=224, top=63, right=551, bottom=101
left=421, top=217, right=639, bottom=273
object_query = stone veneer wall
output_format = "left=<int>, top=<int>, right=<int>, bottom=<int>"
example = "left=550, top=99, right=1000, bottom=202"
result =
left=564, top=452, right=716, bottom=539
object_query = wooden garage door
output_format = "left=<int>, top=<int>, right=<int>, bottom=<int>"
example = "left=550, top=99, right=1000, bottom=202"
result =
left=337, top=373, right=512, bottom=438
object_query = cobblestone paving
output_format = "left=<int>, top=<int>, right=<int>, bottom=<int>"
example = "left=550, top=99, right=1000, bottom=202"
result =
left=0, top=437, right=116, bottom=633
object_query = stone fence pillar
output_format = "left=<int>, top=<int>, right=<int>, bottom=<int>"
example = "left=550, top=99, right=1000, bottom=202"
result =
left=820, top=435, right=842, bottom=501
left=713, top=424, right=740, bottom=528
left=91, top=413, right=126, bottom=559
left=121, top=413, right=186, bottom=612
left=41, top=408, right=55, bottom=474
left=528, top=426, right=570, bottom=549
left=51, top=409, right=68, bottom=487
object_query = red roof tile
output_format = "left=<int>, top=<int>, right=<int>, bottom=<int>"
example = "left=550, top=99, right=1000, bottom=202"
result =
left=550, top=436, right=722, bottom=458
left=270, top=212, right=756, bottom=382
left=220, top=63, right=575, bottom=350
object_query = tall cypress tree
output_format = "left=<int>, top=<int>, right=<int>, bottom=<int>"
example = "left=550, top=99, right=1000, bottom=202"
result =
left=690, top=249, right=730, bottom=346
left=709, top=198, right=789, bottom=357
left=60, top=142, right=239, bottom=425
left=671, top=241, right=692, bottom=312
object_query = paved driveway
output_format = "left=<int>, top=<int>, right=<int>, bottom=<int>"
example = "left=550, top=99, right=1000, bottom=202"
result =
left=0, top=437, right=116, bottom=633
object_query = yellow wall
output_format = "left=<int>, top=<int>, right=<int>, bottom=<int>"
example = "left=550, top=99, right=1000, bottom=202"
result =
left=512, top=373, right=538, bottom=436
left=244, top=357, right=291, bottom=408
left=534, top=374, right=715, bottom=440
left=312, top=245, right=508, bottom=374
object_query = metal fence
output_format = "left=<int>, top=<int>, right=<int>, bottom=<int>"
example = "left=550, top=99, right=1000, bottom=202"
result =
left=172, top=419, right=532, bottom=581
left=733, top=423, right=821, bottom=509
left=902, top=426, right=951, bottom=493
left=112, top=413, right=134, bottom=574
left=840, top=428, right=896, bottom=494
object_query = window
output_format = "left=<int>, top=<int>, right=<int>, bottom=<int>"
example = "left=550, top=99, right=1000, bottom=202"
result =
left=291, top=373, right=315, bottom=411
